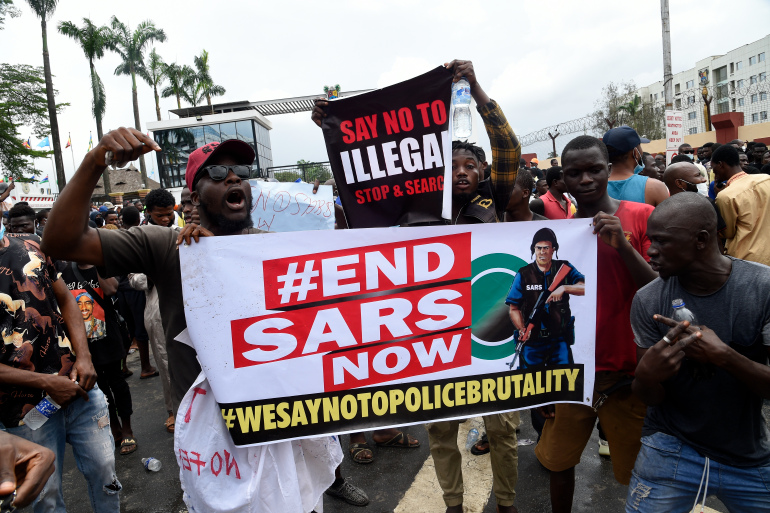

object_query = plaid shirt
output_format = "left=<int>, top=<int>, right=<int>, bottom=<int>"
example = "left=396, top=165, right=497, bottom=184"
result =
left=478, top=100, right=521, bottom=220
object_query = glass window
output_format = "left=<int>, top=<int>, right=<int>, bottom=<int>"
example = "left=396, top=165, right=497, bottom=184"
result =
left=220, top=122, right=237, bottom=142
left=675, top=99, right=681, bottom=109
left=688, top=95, right=695, bottom=105
left=752, top=113, right=759, bottom=122
left=736, top=61, right=743, bottom=70
left=762, top=92, right=768, bottom=101
left=738, top=98, right=745, bottom=107
left=688, top=127, right=698, bottom=134
left=760, top=53, right=766, bottom=63
left=762, top=111, right=768, bottom=120
left=737, top=79, right=745, bottom=89
left=752, top=93, right=758, bottom=103
left=751, top=75, right=758, bottom=85
left=761, top=72, right=767, bottom=82
left=686, top=79, right=694, bottom=89
left=190, top=126, right=205, bottom=149
left=688, top=112, right=697, bottom=120
left=203, top=124, right=221, bottom=144
left=235, top=120, right=254, bottom=143
left=675, top=83, right=680, bottom=94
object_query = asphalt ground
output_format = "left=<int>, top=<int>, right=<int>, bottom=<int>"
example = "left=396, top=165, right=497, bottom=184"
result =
left=52, top=350, right=764, bottom=512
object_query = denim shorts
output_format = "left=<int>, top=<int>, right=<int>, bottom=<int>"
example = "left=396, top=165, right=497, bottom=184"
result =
left=626, top=431, right=770, bottom=513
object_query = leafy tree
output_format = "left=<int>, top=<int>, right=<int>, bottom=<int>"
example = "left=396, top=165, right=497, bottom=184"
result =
left=58, top=17, right=111, bottom=192
left=297, top=159, right=332, bottom=183
left=107, top=16, right=166, bottom=186
left=590, top=81, right=664, bottom=140
left=24, top=0, right=65, bottom=189
left=0, top=0, right=21, bottom=29
left=193, top=49, right=225, bottom=110
left=0, top=63, right=65, bottom=179
left=138, top=47, right=166, bottom=121
left=161, top=62, right=185, bottom=109
left=181, top=64, right=203, bottom=107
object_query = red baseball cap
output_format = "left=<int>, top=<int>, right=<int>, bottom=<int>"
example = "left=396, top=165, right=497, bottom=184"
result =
left=185, top=139, right=255, bottom=190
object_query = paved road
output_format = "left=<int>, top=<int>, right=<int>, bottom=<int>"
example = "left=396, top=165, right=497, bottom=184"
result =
left=57, top=352, right=758, bottom=512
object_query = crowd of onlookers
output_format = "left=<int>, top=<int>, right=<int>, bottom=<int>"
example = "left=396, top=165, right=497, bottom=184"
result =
left=1, top=58, right=769, bottom=513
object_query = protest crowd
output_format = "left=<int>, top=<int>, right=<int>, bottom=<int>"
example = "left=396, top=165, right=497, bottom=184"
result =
left=0, top=59, right=769, bottom=513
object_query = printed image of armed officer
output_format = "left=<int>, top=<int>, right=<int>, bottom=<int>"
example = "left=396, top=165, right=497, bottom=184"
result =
left=505, top=228, right=585, bottom=369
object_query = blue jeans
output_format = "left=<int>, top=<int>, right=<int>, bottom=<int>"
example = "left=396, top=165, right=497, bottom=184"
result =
left=4, top=386, right=121, bottom=513
left=626, top=431, right=770, bottom=513
left=520, top=337, right=572, bottom=369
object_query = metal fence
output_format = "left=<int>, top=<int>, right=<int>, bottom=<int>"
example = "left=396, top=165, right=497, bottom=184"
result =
left=519, top=80, right=770, bottom=148
left=263, top=162, right=333, bottom=183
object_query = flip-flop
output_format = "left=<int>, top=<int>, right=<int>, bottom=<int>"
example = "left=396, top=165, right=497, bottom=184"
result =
left=375, top=431, right=420, bottom=448
left=140, top=370, right=159, bottom=379
left=120, top=438, right=137, bottom=455
left=165, top=417, right=175, bottom=434
left=349, top=442, right=374, bottom=464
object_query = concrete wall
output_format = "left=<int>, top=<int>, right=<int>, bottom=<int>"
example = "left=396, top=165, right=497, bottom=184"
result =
left=642, top=121, right=770, bottom=153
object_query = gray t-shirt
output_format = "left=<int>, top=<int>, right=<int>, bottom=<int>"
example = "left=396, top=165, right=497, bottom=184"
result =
left=631, top=257, right=770, bottom=467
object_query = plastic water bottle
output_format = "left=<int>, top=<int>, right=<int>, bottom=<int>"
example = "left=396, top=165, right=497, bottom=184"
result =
left=142, top=457, right=162, bottom=472
left=672, top=299, right=698, bottom=329
left=465, top=427, right=480, bottom=450
left=452, top=78, right=472, bottom=141
left=22, top=395, right=60, bottom=430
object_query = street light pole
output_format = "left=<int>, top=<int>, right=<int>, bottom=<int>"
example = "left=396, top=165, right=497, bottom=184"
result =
left=661, top=0, right=674, bottom=110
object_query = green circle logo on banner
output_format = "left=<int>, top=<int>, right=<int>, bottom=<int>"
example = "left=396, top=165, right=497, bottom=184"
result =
left=471, top=253, right=527, bottom=361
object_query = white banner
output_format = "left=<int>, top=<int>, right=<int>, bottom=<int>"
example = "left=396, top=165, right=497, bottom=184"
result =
left=665, top=109, right=684, bottom=165
left=249, top=181, right=335, bottom=232
left=180, top=221, right=597, bottom=446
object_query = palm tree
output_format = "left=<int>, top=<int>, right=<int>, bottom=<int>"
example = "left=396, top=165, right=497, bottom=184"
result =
left=138, top=48, right=166, bottom=122
left=58, top=17, right=111, bottom=193
left=161, top=62, right=185, bottom=109
left=181, top=65, right=204, bottom=107
left=193, top=49, right=226, bottom=110
left=107, top=16, right=165, bottom=185
left=617, top=94, right=642, bottom=123
left=25, top=0, right=65, bottom=189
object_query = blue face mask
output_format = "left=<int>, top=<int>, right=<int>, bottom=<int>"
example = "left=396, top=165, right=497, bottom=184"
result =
left=633, top=164, right=644, bottom=175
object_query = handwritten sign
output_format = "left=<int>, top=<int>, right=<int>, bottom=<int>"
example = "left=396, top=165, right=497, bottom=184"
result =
left=665, top=109, right=684, bottom=165
left=249, top=181, right=335, bottom=233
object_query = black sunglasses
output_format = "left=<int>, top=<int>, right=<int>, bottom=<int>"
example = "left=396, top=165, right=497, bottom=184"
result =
left=680, top=150, right=694, bottom=154
left=198, top=165, right=251, bottom=184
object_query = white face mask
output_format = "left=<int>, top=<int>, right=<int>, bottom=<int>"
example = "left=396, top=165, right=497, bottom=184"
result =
left=697, top=182, right=709, bottom=196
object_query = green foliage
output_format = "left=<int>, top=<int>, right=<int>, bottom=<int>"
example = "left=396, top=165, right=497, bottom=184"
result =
left=0, top=0, right=21, bottom=29
left=23, top=0, right=56, bottom=22
left=161, top=62, right=185, bottom=108
left=0, top=63, right=66, bottom=177
left=181, top=64, right=203, bottom=107
left=107, top=16, right=166, bottom=84
left=58, top=18, right=110, bottom=121
left=591, top=81, right=665, bottom=140
left=194, top=49, right=225, bottom=107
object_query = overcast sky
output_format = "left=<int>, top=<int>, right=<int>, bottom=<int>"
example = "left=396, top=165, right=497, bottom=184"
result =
left=3, top=0, right=770, bottom=182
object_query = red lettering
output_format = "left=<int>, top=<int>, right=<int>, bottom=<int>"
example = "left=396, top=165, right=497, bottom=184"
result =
left=364, top=115, right=378, bottom=139
left=428, top=177, right=437, bottom=192
left=184, top=387, right=207, bottom=423
left=383, top=110, right=400, bottom=135
left=189, top=451, right=207, bottom=476
left=381, top=185, right=390, bottom=199
left=210, top=452, right=223, bottom=477
left=355, top=117, right=370, bottom=142
left=179, top=449, right=191, bottom=471
left=372, top=187, right=382, bottom=201
left=420, top=178, right=429, bottom=193
left=431, top=100, right=447, bottom=124
left=438, top=175, right=444, bottom=190
left=405, top=181, right=415, bottom=195
left=224, top=450, right=241, bottom=479
left=415, top=103, right=431, bottom=127
left=414, top=179, right=422, bottom=194
left=398, top=108, right=414, bottom=131
left=363, top=188, right=372, bottom=202
left=341, top=121, right=355, bottom=144
left=355, top=190, right=365, bottom=204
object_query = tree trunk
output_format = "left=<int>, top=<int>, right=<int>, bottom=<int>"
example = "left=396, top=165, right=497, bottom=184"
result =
left=41, top=19, right=66, bottom=191
left=91, top=60, right=110, bottom=194
left=130, top=66, right=149, bottom=186
left=206, top=93, right=214, bottom=114
left=154, top=85, right=161, bottom=121
left=176, top=94, right=181, bottom=110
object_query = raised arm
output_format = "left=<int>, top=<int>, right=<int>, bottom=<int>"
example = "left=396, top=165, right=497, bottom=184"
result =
left=41, top=128, right=159, bottom=264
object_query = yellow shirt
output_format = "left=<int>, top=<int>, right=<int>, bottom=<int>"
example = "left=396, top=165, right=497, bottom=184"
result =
left=716, top=173, right=770, bottom=266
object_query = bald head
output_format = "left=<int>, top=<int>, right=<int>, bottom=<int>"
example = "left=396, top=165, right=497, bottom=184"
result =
left=651, top=192, right=717, bottom=235
left=662, top=162, right=705, bottom=195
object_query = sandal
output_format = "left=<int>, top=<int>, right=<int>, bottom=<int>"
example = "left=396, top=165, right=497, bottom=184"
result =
left=374, top=431, right=420, bottom=448
left=349, top=442, right=373, bottom=464
left=165, top=416, right=175, bottom=434
left=140, top=370, right=159, bottom=379
left=325, top=478, right=369, bottom=506
left=119, top=438, right=138, bottom=455
left=471, top=433, right=490, bottom=455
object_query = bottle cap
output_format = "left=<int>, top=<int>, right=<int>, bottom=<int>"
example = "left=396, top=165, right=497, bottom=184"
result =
left=671, top=298, right=685, bottom=308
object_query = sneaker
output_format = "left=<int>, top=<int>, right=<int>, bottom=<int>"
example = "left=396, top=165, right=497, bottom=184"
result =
left=598, top=439, right=610, bottom=457
left=325, top=478, right=370, bottom=507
